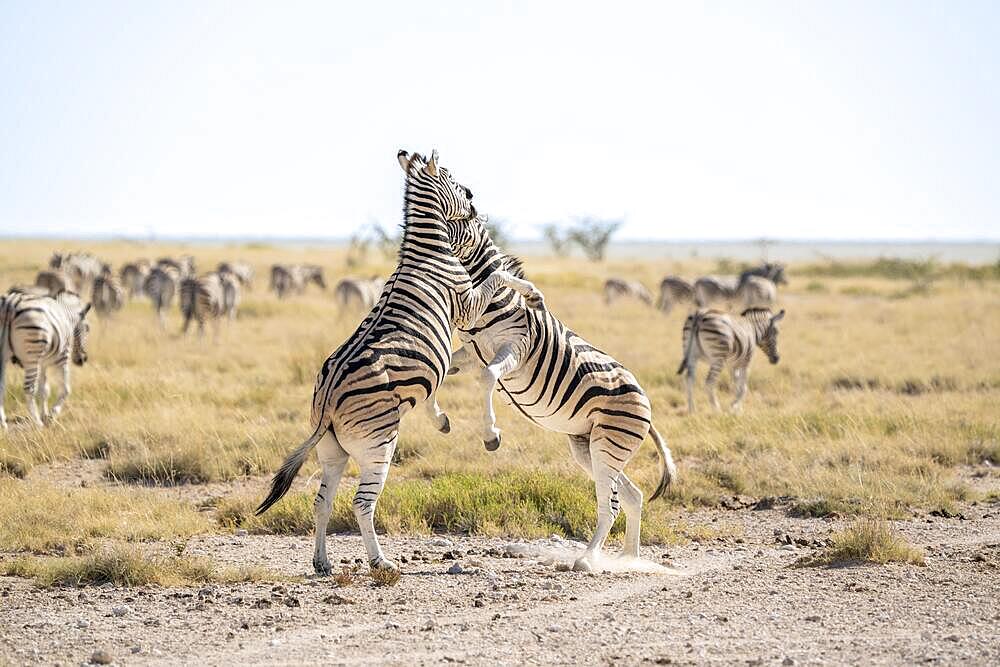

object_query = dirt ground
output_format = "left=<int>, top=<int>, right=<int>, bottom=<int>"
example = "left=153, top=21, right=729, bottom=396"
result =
left=2, top=487, right=999, bottom=667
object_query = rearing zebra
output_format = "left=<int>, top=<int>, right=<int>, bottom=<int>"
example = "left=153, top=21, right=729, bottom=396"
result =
left=678, top=307, right=785, bottom=413
left=440, top=216, right=677, bottom=573
left=0, top=290, right=91, bottom=428
left=255, top=150, right=544, bottom=574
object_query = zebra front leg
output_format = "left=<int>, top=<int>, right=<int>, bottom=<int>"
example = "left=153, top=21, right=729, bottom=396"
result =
left=50, top=362, right=72, bottom=419
left=617, top=473, right=644, bottom=558
left=423, top=396, right=451, bottom=434
left=313, top=432, right=349, bottom=576
left=37, top=368, right=51, bottom=421
left=352, top=437, right=398, bottom=571
left=23, top=364, right=43, bottom=427
left=573, top=439, right=622, bottom=573
left=730, top=365, right=748, bottom=413
left=478, top=343, right=519, bottom=451
left=705, top=362, right=724, bottom=412
left=685, top=361, right=697, bottom=414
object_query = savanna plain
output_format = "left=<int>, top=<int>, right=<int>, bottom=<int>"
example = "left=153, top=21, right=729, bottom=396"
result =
left=0, top=239, right=998, bottom=666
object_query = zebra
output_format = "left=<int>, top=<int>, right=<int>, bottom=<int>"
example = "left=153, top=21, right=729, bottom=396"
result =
left=218, top=262, right=254, bottom=291
left=255, top=149, right=545, bottom=575
left=440, top=216, right=678, bottom=573
left=143, top=265, right=179, bottom=328
left=677, top=307, right=785, bottom=414
left=7, top=285, right=51, bottom=298
left=737, top=275, right=777, bottom=310
left=119, top=260, right=151, bottom=297
left=49, top=252, right=102, bottom=296
left=603, top=278, right=653, bottom=306
left=91, top=265, right=126, bottom=318
left=333, top=276, right=384, bottom=311
left=180, top=271, right=240, bottom=337
left=693, top=275, right=740, bottom=308
left=271, top=264, right=325, bottom=298
left=156, top=256, right=196, bottom=280
left=34, top=270, right=75, bottom=297
left=0, top=290, right=91, bottom=429
left=740, top=262, right=787, bottom=286
left=656, top=276, right=695, bottom=313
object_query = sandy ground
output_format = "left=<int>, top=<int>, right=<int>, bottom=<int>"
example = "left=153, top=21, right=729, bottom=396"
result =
left=2, top=490, right=999, bottom=667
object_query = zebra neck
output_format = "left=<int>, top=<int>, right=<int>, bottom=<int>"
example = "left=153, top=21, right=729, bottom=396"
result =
left=742, top=310, right=770, bottom=342
left=465, top=244, right=510, bottom=286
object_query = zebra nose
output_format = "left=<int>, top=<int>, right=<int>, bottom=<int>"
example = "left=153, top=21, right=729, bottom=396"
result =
left=464, top=187, right=473, bottom=200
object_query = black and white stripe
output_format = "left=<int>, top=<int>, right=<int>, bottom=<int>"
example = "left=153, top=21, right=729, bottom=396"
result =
left=656, top=276, right=695, bottom=313
left=91, top=265, right=126, bottom=318
left=0, top=290, right=91, bottom=428
left=270, top=264, right=326, bottom=299
left=333, top=277, right=385, bottom=311
left=677, top=307, right=785, bottom=413
left=441, top=217, right=677, bottom=572
left=180, top=271, right=240, bottom=337
left=143, top=265, right=179, bottom=328
left=603, top=278, right=653, bottom=306
left=119, top=260, right=151, bottom=298
left=255, top=150, right=542, bottom=575
left=49, top=252, right=103, bottom=296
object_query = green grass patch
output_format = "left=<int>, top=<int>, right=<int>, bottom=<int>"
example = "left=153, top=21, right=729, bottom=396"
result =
left=798, top=518, right=925, bottom=567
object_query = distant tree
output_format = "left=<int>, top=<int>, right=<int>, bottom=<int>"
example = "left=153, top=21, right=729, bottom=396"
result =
left=368, top=221, right=400, bottom=259
left=541, top=223, right=571, bottom=257
left=346, top=233, right=370, bottom=269
left=567, top=218, right=621, bottom=262
left=482, top=217, right=512, bottom=249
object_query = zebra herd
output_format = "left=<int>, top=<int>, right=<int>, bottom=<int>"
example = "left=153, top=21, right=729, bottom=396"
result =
left=604, top=263, right=787, bottom=413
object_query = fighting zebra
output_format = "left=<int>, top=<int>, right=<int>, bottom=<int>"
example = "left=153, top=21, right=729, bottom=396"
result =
left=143, top=265, right=179, bottom=328
left=218, top=262, right=254, bottom=291
left=91, top=265, right=126, bottom=318
left=333, top=276, right=384, bottom=311
left=657, top=276, right=695, bottom=313
left=34, top=270, right=75, bottom=297
left=677, top=307, right=785, bottom=414
left=255, top=150, right=544, bottom=574
left=119, top=260, right=151, bottom=297
left=180, top=271, right=240, bottom=338
left=270, top=264, right=326, bottom=299
left=740, top=262, right=787, bottom=286
left=49, top=252, right=102, bottom=296
left=441, top=216, right=678, bottom=573
left=603, top=278, right=653, bottom=306
left=0, top=290, right=91, bottom=428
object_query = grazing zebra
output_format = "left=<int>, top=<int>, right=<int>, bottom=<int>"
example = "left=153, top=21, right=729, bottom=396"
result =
left=218, top=262, right=254, bottom=291
left=91, top=265, right=126, bottom=318
left=677, top=307, right=785, bottom=414
left=693, top=275, right=739, bottom=308
left=333, top=276, right=384, bottom=310
left=119, top=260, right=151, bottom=297
left=0, top=290, right=91, bottom=428
left=49, top=252, right=102, bottom=296
left=740, top=262, right=787, bottom=286
left=8, top=285, right=51, bottom=298
left=270, top=264, right=325, bottom=299
left=255, top=150, right=544, bottom=575
left=180, top=272, right=240, bottom=337
left=143, top=266, right=179, bottom=328
left=737, top=275, right=777, bottom=310
left=656, top=276, right=695, bottom=313
left=603, top=278, right=653, bottom=306
left=34, top=270, right=75, bottom=297
left=156, top=256, right=196, bottom=280
left=441, top=216, right=678, bottom=573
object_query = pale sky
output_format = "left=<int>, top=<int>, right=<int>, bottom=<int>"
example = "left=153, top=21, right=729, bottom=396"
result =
left=1, top=1, right=997, bottom=240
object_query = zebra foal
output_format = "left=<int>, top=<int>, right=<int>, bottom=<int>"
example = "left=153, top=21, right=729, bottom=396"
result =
left=255, top=150, right=544, bottom=575
left=441, top=217, right=678, bottom=573
left=678, top=307, right=785, bottom=414
left=0, top=291, right=91, bottom=428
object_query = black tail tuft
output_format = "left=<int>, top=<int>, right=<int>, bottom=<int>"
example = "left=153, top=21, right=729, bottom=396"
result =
left=254, top=424, right=327, bottom=516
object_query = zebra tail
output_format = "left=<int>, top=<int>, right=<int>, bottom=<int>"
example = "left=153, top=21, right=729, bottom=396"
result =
left=255, top=422, right=328, bottom=516
left=676, top=312, right=700, bottom=375
left=647, top=424, right=678, bottom=502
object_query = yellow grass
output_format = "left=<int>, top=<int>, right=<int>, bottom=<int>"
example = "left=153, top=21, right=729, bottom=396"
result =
left=0, top=239, right=998, bottom=554
left=800, top=518, right=926, bottom=566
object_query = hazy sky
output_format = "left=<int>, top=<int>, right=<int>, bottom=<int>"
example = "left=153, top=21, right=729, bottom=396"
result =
left=1, top=1, right=997, bottom=240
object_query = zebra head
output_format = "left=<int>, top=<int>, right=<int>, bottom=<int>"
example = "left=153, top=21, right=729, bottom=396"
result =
left=446, top=214, right=492, bottom=263
left=397, top=149, right=476, bottom=223
left=68, top=300, right=92, bottom=366
left=757, top=309, right=785, bottom=364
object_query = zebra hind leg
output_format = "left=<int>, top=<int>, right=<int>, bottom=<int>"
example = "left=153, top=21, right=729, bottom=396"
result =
left=705, top=361, right=724, bottom=412
left=573, top=435, right=624, bottom=573
left=423, top=396, right=450, bottom=434
left=23, top=364, right=44, bottom=427
left=50, top=362, right=71, bottom=419
left=478, top=343, right=519, bottom=451
left=351, top=436, right=399, bottom=571
left=313, top=431, right=350, bottom=575
left=617, top=473, right=643, bottom=558
left=730, top=366, right=748, bottom=413
left=37, top=367, right=51, bottom=421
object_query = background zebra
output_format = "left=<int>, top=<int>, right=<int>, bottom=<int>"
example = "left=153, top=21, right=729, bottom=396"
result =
left=443, top=216, right=677, bottom=573
left=156, top=255, right=196, bottom=280
left=603, top=277, right=653, bottom=306
left=255, top=150, right=543, bottom=576
left=0, top=290, right=91, bottom=428
left=678, top=307, right=785, bottom=413
left=656, top=276, right=695, bottom=313
left=49, top=252, right=102, bottom=297
left=738, top=275, right=777, bottom=309
left=91, top=265, right=126, bottom=318
left=143, top=265, right=179, bottom=328
left=218, top=261, right=254, bottom=291
left=333, top=276, right=384, bottom=311
left=693, top=275, right=740, bottom=308
left=34, top=270, right=75, bottom=297
left=180, top=271, right=240, bottom=338
left=119, top=260, right=151, bottom=297
left=270, top=264, right=326, bottom=299
left=740, top=262, right=787, bottom=286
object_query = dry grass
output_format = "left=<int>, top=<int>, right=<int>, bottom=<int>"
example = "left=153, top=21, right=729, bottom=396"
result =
left=0, top=239, right=998, bottom=553
left=799, top=518, right=926, bottom=567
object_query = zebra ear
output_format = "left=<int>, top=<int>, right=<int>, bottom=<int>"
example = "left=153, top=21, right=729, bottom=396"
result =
left=425, top=149, right=439, bottom=177
left=771, top=309, right=785, bottom=323
left=397, top=150, right=412, bottom=173
left=80, top=303, right=91, bottom=319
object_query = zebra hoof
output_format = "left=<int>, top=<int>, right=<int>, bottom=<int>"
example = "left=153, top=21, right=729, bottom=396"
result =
left=484, top=436, right=501, bottom=451
left=438, top=415, right=451, bottom=434
left=313, top=558, right=332, bottom=576
left=371, top=557, right=399, bottom=572
left=572, top=557, right=594, bottom=573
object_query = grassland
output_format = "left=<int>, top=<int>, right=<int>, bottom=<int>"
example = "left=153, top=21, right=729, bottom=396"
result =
left=0, top=239, right=998, bottom=570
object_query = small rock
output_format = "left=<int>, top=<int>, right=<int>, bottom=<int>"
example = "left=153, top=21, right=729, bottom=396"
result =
left=804, top=615, right=820, bottom=622
left=554, top=563, right=571, bottom=572
left=778, top=544, right=796, bottom=552
left=130, top=645, right=142, bottom=654
left=421, top=619, right=436, bottom=631
left=473, top=599, right=485, bottom=608
left=782, top=658, right=795, bottom=666
left=447, top=563, right=464, bottom=575
left=89, top=650, right=113, bottom=665
left=431, top=537, right=454, bottom=548
left=112, top=605, right=131, bottom=617
left=944, top=634, right=960, bottom=642
left=235, top=529, right=248, bottom=537
left=385, top=620, right=400, bottom=629
left=283, top=596, right=300, bottom=608
left=547, top=624, right=561, bottom=632
left=75, top=619, right=90, bottom=629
